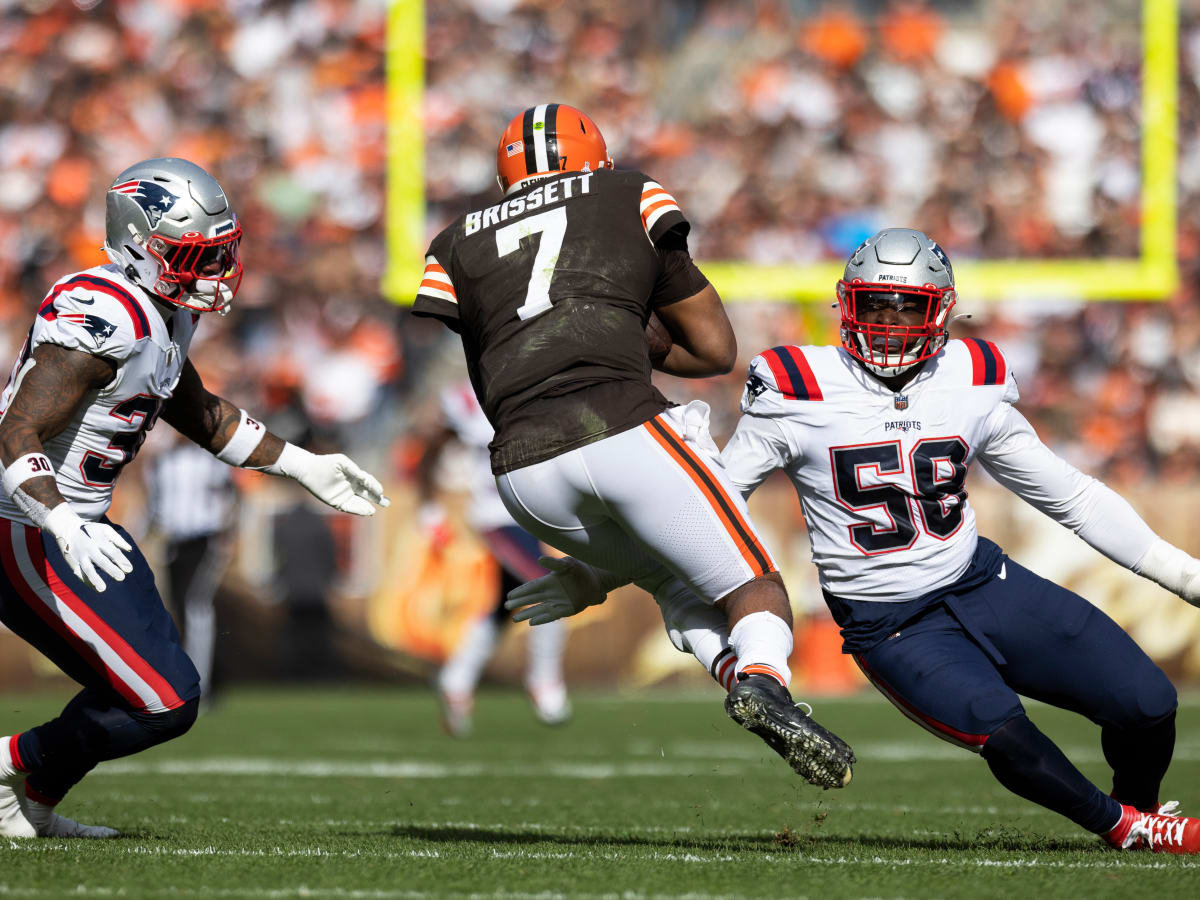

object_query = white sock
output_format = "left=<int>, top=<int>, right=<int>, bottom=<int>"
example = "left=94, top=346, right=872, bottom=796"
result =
left=438, top=616, right=500, bottom=696
left=729, top=611, right=793, bottom=687
left=650, top=575, right=736, bottom=689
left=525, top=618, right=566, bottom=688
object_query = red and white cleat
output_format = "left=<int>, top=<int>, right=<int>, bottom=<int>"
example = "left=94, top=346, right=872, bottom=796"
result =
left=1106, top=803, right=1200, bottom=854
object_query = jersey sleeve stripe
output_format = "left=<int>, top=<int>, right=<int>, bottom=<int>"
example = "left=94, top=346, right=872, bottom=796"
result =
left=639, top=188, right=675, bottom=210
left=420, top=256, right=457, bottom=301
left=762, top=346, right=823, bottom=401
left=421, top=271, right=454, bottom=289
left=644, top=415, right=775, bottom=578
left=641, top=199, right=682, bottom=234
left=69, top=275, right=150, bottom=338
left=417, top=284, right=457, bottom=304
left=966, top=338, right=1004, bottom=386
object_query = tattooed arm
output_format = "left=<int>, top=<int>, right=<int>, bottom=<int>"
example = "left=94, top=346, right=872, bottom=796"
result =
left=161, top=360, right=389, bottom=516
left=160, top=360, right=285, bottom=467
left=0, top=342, right=117, bottom=513
left=0, top=343, right=134, bottom=591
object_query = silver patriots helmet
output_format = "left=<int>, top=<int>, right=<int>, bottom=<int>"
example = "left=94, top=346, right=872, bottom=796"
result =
left=836, top=227, right=957, bottom=377
left=103, top=157, right=243, bottom=315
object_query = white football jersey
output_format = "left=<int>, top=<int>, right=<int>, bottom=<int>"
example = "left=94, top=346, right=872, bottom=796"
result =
left=439, top=383, right=515, bottom=531
left=722, top=339, right=1109, bottom=604
left=0, top=264, right=198, bottom=525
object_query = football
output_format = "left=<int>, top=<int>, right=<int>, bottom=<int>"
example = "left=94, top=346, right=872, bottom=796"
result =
left=645, top=313, right=672, bottom=365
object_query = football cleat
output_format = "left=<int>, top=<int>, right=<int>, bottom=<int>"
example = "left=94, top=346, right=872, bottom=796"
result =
left=23, top=797, right=119, bottom=839
left=527, top=679, right=572, bottom=726
left=0, top=736, right=36, bottom=838
left=438, top=689, right=474, bottom=738
left=1105, top=803, right=1200, bottom=854
left=725, top=674, right=855, bottom=789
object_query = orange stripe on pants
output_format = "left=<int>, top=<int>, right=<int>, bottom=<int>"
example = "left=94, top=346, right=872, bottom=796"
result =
left=643, top=416, right=774, bottom=578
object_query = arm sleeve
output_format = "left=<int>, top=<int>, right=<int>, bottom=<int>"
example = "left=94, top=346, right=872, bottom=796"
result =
left=720, top=413, right=795, bottom=501
left=977, top=402, right=1159, bottom=569
left=649, top=230, right=710, bottom=308
left=411, top=234, right=461, bottom=331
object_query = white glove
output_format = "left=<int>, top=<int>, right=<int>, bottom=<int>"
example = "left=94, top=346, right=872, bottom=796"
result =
left=1135, top=538, right=1200, bottom=606
left=267, top=444, right=390, bottom=516
left=505, top=556, right=609, bottom=625
left=42, top=504, right=133, bottom=593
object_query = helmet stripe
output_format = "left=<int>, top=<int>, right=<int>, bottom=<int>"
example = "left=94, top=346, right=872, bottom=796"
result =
left=531, top=103, right=550, bottom=173
left=544, top=103, right=560, bottom=169
left=522, top=107, right=538, bottom=176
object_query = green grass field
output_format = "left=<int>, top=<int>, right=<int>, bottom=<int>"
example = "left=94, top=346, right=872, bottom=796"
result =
left=2, top=686, right=1200, bottom=899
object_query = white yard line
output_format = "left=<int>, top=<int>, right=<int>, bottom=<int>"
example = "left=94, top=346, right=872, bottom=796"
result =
left=5, top=841, right=1199, bottom=872
left=87, top=742, right=1200, bottom=782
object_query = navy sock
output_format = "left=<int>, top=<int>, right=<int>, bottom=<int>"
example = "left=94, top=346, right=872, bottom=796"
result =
left=982, top=714, right=1121, bottom=834
left=16, top=688, right=198, bottom=802
left=1103, top=711, right=1175, bottom=813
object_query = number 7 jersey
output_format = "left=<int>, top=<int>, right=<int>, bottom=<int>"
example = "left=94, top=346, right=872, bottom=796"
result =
left=0, top=264, right=197, bottom=525
left=412, top=169, right=707, bottom=475
left=723, top=340, right=1026, bottom=603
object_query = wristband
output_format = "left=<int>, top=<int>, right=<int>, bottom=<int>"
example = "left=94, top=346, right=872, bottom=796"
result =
left=215, top=410, right=266, bottom=465
left=3, top=454, right=57, bottom=529
left=2, top=453, right=54, bottom=494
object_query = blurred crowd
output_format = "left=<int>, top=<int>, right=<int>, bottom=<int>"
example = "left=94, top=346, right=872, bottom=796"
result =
left=1, top=0, right=1200, bottom=486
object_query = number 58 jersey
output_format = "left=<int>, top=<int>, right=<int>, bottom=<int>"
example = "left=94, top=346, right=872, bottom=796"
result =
left=0, top=264, right=197, bottom=525
left=722, top=340, right=1028, bottom=604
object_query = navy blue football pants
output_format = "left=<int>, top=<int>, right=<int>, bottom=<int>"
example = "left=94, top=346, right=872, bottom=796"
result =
left=482, top=525, right=546, bottom=624
left=0, top=518, right=199, bottom=803
left=853, top=552, right=1177, bottom=830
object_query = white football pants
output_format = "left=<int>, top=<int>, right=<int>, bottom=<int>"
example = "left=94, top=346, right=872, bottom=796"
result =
left=496, top=401, right=776, bottom=605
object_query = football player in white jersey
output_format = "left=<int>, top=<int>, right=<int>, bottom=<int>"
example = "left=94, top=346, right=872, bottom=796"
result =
left=509, top=228, right=1200, bottom=854
left=420, top=382, right=570, bottom=735
left=0, top=158, right=388, bottom=839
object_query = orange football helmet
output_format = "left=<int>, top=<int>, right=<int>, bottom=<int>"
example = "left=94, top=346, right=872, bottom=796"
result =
left=496, top=104, right=613, bottom=192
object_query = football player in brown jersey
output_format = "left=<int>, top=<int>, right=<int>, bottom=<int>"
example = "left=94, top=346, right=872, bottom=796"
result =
left=413, top=104, right=853, bottom=789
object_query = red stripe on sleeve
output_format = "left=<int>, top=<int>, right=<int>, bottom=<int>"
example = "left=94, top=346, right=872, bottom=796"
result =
left=782, top=347, right=823, bottom=401
left=965, top=338, right=987, bottom=386
left=760, top=349, right=797, bottom=397
left=986, top=340, right=1006, bottom=385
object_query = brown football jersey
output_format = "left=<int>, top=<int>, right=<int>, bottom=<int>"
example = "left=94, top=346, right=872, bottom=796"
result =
left=413, top=169, right=708, bottom=473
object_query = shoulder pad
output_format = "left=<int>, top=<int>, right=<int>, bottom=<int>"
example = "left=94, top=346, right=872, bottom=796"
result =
left=950, top=338, right=1019, bottom=403
left=741, top=345, right=824, bottom=413
left=36, top=272, right=150, bottom=360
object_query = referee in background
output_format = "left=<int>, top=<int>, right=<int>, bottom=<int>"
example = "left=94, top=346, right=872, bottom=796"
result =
left=144, top=438, right=238, bottom=705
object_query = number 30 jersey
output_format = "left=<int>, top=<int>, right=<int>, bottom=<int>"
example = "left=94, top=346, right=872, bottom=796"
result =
left=412, top=169, right=708, bottom=474
left=0, top=264, right=197, bottom=525
left=723, top=340, right=1110, bottom=604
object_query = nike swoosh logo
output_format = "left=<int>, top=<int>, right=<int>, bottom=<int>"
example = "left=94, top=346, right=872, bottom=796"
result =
left=69, top=295, right=94, bottom=305
left=997, top=562, right=1006, bottom=580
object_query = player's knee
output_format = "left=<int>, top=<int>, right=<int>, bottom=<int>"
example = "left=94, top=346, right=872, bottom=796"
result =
left=1126, top=669, right=1177, bottom=730
left=981, top=714, right=1045, bottom=768
left=717, top=572, right=791, bottom=627
left=132, top=697, right=200, bottom=747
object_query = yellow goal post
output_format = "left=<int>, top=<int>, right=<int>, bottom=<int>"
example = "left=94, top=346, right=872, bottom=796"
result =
left=383, top=0, right=1177, bottom=304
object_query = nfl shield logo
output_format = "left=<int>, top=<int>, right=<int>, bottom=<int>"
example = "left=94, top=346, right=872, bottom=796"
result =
left=505, top=140, right=524, bottom=158
left=893, top=393, right=908, bottom=410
